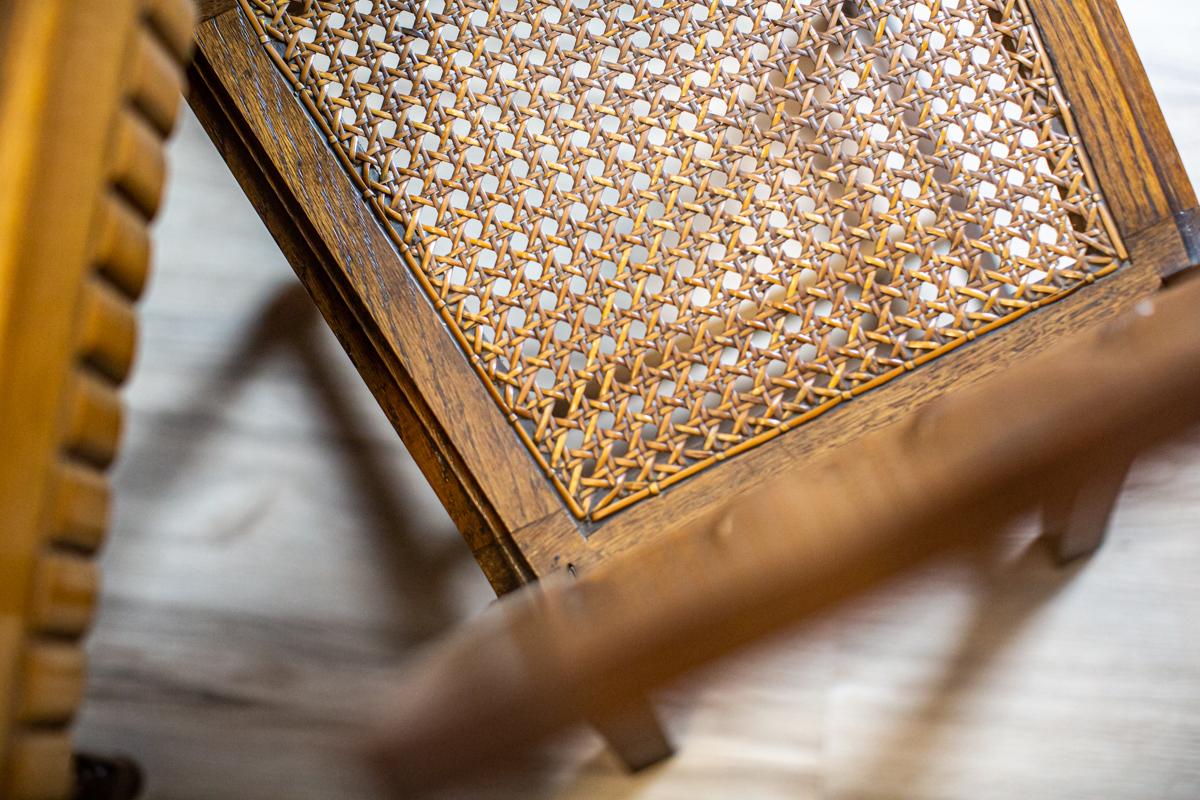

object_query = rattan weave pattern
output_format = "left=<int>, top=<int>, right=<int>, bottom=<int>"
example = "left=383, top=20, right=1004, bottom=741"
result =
left=242, top=0, right=1124, bottom=520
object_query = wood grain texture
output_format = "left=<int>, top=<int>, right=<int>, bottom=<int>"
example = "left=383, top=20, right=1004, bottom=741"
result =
left=371, top=274, right=1200, bottom=794
left=191, top=12, right=563, bottom=589
left=72, top=1, right=1200, bottom=798
left=186, top=43, right=533, bottom=594
left=0, top=0, right=194, bottom=795
left=197, top=0, right=237, bottom=20
left=517, top=242, right=1164, bottom=575
left=81, top=105, right=1200, bottom=800
left=189, top=0, right=1196, bottom=590
left=1026, top=0, right=1196, bottom=239
left=235, top=0, right=1131, bottom=523
left=1082, top=0, right=1197, bottom=219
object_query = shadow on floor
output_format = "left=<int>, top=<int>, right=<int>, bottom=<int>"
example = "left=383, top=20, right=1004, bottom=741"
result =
left=120, top=283, right=471, bottom=647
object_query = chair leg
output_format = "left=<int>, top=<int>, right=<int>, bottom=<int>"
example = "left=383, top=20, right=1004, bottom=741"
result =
left=74, top=753, right=144, bottom=800
left=1042, top=457, right=1133, bottom=565
left=590, top=696, right=675, bottom=772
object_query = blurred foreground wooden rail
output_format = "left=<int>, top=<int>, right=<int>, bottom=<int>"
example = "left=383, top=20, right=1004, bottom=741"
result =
left=371, top=271, right=1200, bottom=795
left=0, top=0, right=194, bottom=795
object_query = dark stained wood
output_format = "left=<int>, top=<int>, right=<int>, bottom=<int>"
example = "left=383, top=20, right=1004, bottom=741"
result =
left=189, top=2, right=1197, bottom=584
left=1174, top=207, right=1200, bottom=270
left=187, top=1, right=1198, bottom=775
left=1026, top=0, right=1197, bottom=244
left=187, top=44, right=533, bottom=594
left=1127, top=213, right=1192, bottom=285
left=197, top=0, right=236, bottom=19
left=517, top=242, right=1167, bottom=575
left=189, top=6, right=714, bottom=765
left=190, top=12, right=564, bottom=591
left=1084, top=0, right=1198, bottom=219
left=371, top=273, right=1200, bottom=795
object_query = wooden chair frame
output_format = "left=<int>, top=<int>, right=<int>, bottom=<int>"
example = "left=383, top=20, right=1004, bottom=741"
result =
left=186, top=0, right=1197, bottom=768
left=188, top=1, right=1196, bottom=590
left=0, top=1, right=1195, bottom=796
left=2, top=1, right=1194, bottom=794
left=369, top=268, right=1200, bottom=794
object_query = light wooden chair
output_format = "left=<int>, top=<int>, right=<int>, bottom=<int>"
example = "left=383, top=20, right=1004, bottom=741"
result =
left=186, top=0, right=1198, bottom=771
left=0, top=1, right=195, bottom=797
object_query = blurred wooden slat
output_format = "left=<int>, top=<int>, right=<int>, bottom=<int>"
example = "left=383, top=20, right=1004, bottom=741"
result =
left=367, top=272, right=1200, bottom=794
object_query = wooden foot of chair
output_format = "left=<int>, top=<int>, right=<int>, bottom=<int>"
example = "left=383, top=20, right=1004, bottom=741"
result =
left=74, top=754, right=144, bottom=800
left=1042, top=457, right=1133, bottom=564
left=590, top=697, right=675, bottom=772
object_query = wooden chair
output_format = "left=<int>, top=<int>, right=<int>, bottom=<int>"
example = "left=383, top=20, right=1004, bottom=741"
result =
left=366, top=267, right=1200, bottom=793
left=5, top=0, right=1197, bottom=796
left=186, top=0, right=1198, bottom=771
left=0, top=1, right=195, bottom=797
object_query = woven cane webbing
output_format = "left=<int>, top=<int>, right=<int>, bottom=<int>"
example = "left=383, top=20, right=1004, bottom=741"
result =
left=242, top=0, right=1124, bottom=520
